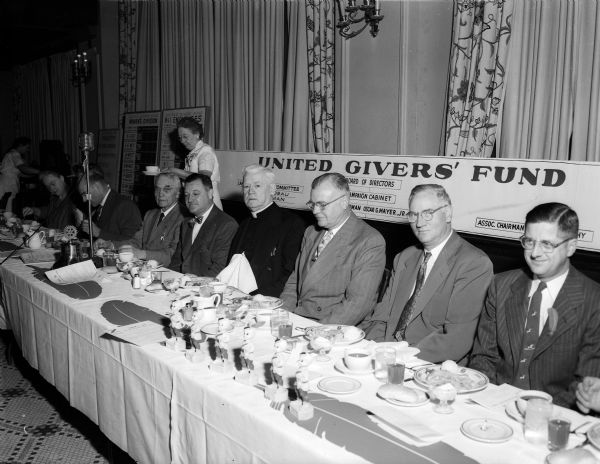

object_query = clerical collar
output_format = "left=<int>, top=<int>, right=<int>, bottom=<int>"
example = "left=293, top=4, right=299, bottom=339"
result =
left=251, top=202, right=274, bottom=218
left=161, top=203, right=177, bottom=216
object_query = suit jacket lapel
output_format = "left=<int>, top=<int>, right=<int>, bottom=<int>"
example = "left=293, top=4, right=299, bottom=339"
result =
left=384, top=255, right=415, bottom=339
left=505, top=274, right=532, bottom=368
left=534, top=268, right=584, bottom=358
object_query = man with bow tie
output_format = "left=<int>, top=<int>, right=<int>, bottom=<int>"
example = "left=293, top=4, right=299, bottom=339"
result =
left=280, top=172, right=385, bottom=326
left=169, top=172, right=237, bottom=276
left=470, top=203, right=600, bottom=407
left=361, top=184, right=493, bottom=364
left=96, top=172, right=186, bottom=265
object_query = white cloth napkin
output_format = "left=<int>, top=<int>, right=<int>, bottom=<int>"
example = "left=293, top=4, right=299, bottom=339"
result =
left=217, top=252, right=258, bottom=294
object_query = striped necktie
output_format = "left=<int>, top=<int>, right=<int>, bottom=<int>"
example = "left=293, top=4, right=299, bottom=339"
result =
left=314, top=230, right=334, bottom=261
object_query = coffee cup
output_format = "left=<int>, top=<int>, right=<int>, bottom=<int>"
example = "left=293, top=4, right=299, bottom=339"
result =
left=26, top=230, right=46, bottom=250
left=344, top=348, right=372, bottom=371
left=193, top=293, right=221, bottom=309
left=195, top=307, right=217, bottom=324
left=146, top=165, right=160, bottom=173
left=516, top=390, right=553, bottom=416
left=119, top=250, right=134, bottom=263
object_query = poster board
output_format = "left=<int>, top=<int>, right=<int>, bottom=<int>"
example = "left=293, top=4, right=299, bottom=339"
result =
left=158, top=107, right=210, bottom=168
left=216, top=150, right=600, bottom=252
left=120, top=111, right=162, bottom=197
left=96, top=129, right=121, bottom=189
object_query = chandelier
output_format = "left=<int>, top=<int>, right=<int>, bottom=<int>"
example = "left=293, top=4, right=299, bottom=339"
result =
left=335, top=0, right=384, bottom=39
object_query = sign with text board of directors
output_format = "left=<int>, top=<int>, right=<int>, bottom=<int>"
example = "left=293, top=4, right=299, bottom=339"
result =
left=216, top=150, right=600, bottom=252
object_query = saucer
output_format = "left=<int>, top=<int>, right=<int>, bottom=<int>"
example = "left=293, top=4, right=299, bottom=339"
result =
left=334, top=359, right=374, bottom=376
left=461, top=418, right=513, bottom=443
left=384, top=396, right=429, bottom=408
left=317, top=376, right=361, bottom=395
left=143, top=170, right=160, bottom=176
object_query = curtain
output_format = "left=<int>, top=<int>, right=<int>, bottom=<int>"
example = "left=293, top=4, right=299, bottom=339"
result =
left=48, top=52, right=81, bottom=163
left=443, top=0, right=513, bottom=157
left=499, top=0, right=600, bottom=161
left=13, top=59, right=53, bottom=165
left=305, top=0, right=335, bottom=153
left=120, top=0, right=318, bottom=153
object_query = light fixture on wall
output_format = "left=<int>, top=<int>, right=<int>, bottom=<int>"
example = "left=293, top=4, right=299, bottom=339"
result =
left=335, top=0, right=384, bottom=39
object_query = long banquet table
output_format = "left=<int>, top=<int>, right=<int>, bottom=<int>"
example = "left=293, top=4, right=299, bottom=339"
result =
left=1, top=257, right=599, bottom=464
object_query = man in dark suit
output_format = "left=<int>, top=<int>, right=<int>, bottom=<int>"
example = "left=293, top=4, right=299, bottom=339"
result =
left=361, top=184, right=493, bottom=364
left=78, top=173, right=142, bottom=242
left=280, top=172, right=385, bottom=326
left=470, top=203, right=600, bottom=407
left=229, top=164, right=305, bottom=296
left=96, top=172, right=187, bottom=266
left=169, top=172, right=237, bottom=277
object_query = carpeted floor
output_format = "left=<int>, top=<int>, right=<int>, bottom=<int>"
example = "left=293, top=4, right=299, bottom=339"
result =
left=0, top=331, right=136, bottom=464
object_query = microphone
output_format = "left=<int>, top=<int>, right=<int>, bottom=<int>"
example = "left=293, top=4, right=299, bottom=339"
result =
left=78, top=132, right=95, bottom=151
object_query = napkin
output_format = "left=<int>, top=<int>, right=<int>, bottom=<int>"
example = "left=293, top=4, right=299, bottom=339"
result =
left=369, top=405, right=443, bottom=447
left=217, top=252, right=258, bottom=294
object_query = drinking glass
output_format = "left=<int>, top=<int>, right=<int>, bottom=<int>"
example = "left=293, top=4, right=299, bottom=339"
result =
left=524, top=398, right=553, bottom=444
left=547, top=418, right=570, bottom=451
left=387, top=362, right=406, bottom=385
left=270, top=309, right=290, bottom=337
left=311, top=332, right=333, bottom=362
left=431, top=384, right=457, bottom=414
left=374, top=347, right=396, bottom=382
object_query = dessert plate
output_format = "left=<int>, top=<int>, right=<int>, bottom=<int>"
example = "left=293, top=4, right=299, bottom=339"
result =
left=384, top=396, right=429, bottom=408
left=317, top=376, right=361, bottom=395
left=413, top=365, right=488, bottom=393
left=334, top=359, right=374, bottom=376
left=304, top=325, right=365, bottom=346
left=461, top=418, right=513, bottom=443
left=587, top=423, right=600, bottom=450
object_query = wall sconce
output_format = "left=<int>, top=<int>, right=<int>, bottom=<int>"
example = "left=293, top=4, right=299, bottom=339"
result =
left=335, top=0, right=384, bottom=39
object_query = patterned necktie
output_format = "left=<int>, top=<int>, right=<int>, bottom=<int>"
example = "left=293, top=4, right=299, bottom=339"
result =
left=514, top=281, right=547, bottom=390
left=394, top=251, right=432, bottom=341
left=314, top=230, right=334, bottom=261
left=157, top=212, right=165, bottom=225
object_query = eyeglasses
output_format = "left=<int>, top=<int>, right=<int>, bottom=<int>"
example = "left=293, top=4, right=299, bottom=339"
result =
left=306, top=194, right=346, bottom=211
left=407, top=205, right=448, bottom=223
left=519, top=236, right=574, bottom=253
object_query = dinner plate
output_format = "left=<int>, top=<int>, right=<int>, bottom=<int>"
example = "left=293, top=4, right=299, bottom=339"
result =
left=587, top=423, right=600, bottom=449
left=317, top=376, right=362, bottom=395
left=246, top=297, right=283, bottom=311
left=460, top=418, right=513, bottom=443
left=334, top=359, right=374, bottom=376
left=200, top=322, right=234, bottom=336
left=504, top=400, right=524, bottom=423
left=304, top=325, right=365, bottom=346
left=143, top=170, right=159, bottom=176
left=413, top=365, right=489, bottom=393
left=384, top=396, right=430, bottom=408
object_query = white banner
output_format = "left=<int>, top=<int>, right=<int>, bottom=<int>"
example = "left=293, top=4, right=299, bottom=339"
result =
left=216, top=150, right=599, bottom=252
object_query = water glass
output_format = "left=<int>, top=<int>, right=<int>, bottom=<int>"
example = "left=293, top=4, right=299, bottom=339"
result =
left=270, top=309, right=289, bottom=337
left=387, top=362, right=405, bottom=385
left=278, top=323, right=293, bottom=338
left=103, top=251, right=117, bottom=267
left=548, top=418, right=570, bottom=451
left=374, top=347, right=396, bottom=381
left=524, top=398, right=553, bottom=444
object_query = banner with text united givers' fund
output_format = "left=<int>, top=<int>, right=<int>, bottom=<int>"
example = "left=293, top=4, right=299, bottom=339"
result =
left=216, top=151, right=599, bottom=252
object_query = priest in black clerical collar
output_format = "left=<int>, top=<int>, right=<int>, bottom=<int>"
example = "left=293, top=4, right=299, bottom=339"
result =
left=228, top=164, right=306, bottom=297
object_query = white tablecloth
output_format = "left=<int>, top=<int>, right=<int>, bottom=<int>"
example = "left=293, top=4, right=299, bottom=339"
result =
left=1, top=258, right=598, bottom=464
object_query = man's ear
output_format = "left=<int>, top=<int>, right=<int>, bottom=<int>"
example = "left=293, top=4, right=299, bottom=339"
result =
left=444, top=205, right=453, bottom=223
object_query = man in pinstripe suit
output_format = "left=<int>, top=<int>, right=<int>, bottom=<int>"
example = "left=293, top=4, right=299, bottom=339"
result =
left=470, top=203, right=600, bottom=408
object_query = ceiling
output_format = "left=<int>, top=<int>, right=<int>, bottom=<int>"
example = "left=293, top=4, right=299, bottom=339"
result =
left=0, top=0, right=98, bottom=71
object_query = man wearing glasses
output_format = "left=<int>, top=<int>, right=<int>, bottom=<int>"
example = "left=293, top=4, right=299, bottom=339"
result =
left=279, top=172, right=386, bottom=326
left=470, top=202, right=600, bottom=407
left=361, top=184, right=493, bottom=364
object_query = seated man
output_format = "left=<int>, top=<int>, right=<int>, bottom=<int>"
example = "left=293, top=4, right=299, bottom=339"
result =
left=96, top=172, right=186, bottom=266
left=280, top=172, right=385, bottom=326
left=229, top=164, right=305, bottom=296
left=361, top=184, right=493, bottom=364
left=22, top=171, right=77, bottom=230
left=169, top=173, right=237, bottom=277
left=469, top=203, right=600, bottom=408
left=77, top=173, right=142, bottom=242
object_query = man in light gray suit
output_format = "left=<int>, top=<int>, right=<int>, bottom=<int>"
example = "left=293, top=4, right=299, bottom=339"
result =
left=361, top=184, right=493, bottom=364
left=97, top=172, right=187, bottom=266
left=280, top=172, right=386, bottom=326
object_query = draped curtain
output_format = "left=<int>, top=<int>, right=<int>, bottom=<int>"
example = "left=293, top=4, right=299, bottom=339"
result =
left=13, top=59, right=54, bottom=164
left=443, top=0, right=513, bottom=157
left=119, top=0, right=330, bottom=153
left=305, top=0, right=335, bottom=153
left=499, top=0, right=600, bottom=161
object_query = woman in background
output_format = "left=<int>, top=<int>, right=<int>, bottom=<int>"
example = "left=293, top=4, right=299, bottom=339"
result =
left=165, top=117, right=222, bottom=209
left=0, top=137, right=40, bottom=212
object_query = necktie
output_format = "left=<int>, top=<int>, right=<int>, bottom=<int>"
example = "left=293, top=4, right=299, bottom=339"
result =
left=514, top=281, right=547, bottom=390
left=191, top=216, right=203, bottom=243
left=314, top=230, right=334, bottom=261
left=394, top=251, right=432, bottom=341
left=92, top=205, right=103, bottom=222
left=157, top=212, right=165, bottom=225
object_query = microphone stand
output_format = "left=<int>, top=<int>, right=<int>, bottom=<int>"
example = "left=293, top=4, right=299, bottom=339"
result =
left=79, top=132, right=95, bottom=255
